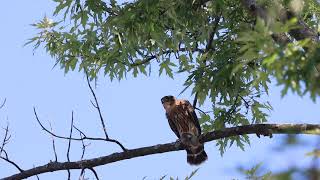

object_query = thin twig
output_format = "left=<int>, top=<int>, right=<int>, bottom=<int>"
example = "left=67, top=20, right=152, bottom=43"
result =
left=105, top=138, right=127, bottom=151
left=85, top=74, right=127, bottom=151
left=88, top=168, right=100, bottom=180
left=0, top=155, right=24, bottom=173
left=0, top=126, right=20, bottom=173
left=85, top=73, right=109, bottom=139
left=67, top=112, right=74, bottom=161
left=72, top=125, right=92, bottom=160
left=66, top=111, right=74, bottom=180
left=0, top=98, right=6, bottom=109
left=239, top=95, right=250, bottom=114
left=195, top=107, right=205, bottom=115
left=130, top=47, right=205, bottom=67
left=34, top=107, right=105, bottom=141
left=47, top=121, right=58, bottom=162
left=0, top=123, right=10, bottom=156
left=90, top=100, right=98, bottom=108
left=79, top=168, right=86, bottom=180
left=239, top=95, right=250, bottom=108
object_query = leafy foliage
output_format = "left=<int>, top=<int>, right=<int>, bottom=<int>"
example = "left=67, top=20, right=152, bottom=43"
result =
left=28, top=0, right=320, bottom=154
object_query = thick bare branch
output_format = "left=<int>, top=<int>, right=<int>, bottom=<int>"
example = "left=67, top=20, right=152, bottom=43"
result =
left=3, top=123, right=320, bottom=180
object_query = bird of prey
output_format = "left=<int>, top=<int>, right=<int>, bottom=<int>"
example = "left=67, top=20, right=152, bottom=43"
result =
left=161, top=95, right=207, bottom=165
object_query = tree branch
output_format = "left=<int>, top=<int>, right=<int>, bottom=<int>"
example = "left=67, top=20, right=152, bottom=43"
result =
left=85, top=74, right=109, bottom=139
left=85, top=73, right=127, bottom=152
left=66, top=111, right=74, bottom=180
left=34, top=106, right=127, bottom=152
left=3, top=123, right=320, bottom=180
left=0, top=98, right=6, bottom=110
left=0, top=123, right=10, bottom=157
left=130, top=47, right=205, bottom=67
left=47, top=121, right=58, bottom=162
left=0, top=156, right=24, bottom=173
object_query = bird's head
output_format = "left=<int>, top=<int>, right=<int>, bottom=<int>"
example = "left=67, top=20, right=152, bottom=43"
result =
left=161, top=95, right=176, bottom=110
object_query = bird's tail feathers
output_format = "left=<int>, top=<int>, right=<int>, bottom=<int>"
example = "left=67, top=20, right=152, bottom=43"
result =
left=186, top=145, right=208, bottom=165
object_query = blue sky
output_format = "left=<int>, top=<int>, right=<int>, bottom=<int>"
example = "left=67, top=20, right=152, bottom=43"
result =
left=0, top=1, right=319, bottom=179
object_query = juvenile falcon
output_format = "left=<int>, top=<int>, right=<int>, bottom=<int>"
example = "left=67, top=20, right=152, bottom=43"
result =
left=161, top=95, right=207, bottom=165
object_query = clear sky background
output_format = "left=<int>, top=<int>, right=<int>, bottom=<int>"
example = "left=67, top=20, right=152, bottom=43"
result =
left=0, top=1, right=319, bottom=179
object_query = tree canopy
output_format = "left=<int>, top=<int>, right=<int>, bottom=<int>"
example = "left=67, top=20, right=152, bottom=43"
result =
left=28, top=0, right=320, bottom=154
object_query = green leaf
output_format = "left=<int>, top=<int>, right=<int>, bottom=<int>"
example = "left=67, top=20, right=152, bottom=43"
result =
left=133, top=67, right=139, bottom=77
left=81, top=12, right=89, bottom=28
left=159, top=60, right=175, bottom=78
left=53, top=0, right=72, bottom=16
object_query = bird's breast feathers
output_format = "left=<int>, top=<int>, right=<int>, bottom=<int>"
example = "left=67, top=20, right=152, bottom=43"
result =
left=167, top=100, right=199, bottom=136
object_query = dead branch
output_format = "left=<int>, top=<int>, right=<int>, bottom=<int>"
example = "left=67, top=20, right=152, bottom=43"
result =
left=3, top=123, right=320, bottom=180
left=0, top=124, right=24, bottom=174
left=33, top=108, right=126, bottom=151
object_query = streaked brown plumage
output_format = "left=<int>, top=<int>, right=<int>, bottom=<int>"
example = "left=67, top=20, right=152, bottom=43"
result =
left=161, top=95, right=207, bottom=165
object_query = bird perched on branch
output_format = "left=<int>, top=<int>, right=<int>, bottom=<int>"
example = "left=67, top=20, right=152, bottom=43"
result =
left=161, top=95, right=207, bottom=165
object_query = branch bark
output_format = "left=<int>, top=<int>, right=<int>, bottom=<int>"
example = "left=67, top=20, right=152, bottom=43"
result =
left=3, top=123, right=320, bottom=180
